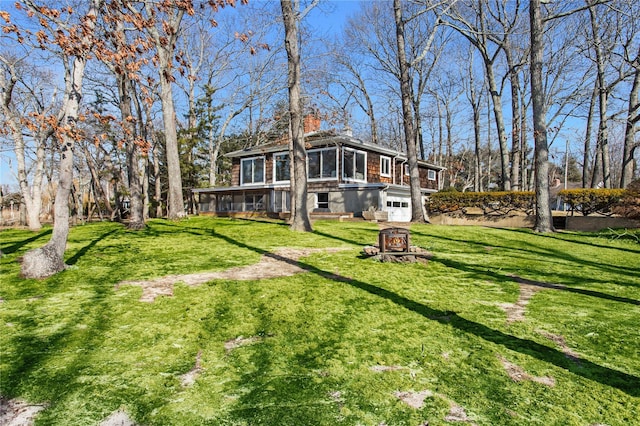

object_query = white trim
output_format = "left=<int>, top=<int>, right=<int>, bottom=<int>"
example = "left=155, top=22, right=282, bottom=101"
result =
left=307, top=147, right=338, bottom=182
left=273, top=152, right=291, bottom=183
left=380, top=155, right=391, bottom=177
left=316, top=192, right=329, bottom=209
left=342, top=147, right=367, bottom=182
left=428, top=169, right=437, bottom=181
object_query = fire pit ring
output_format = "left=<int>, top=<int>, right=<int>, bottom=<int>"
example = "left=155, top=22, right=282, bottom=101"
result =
left=379, top=227, right=410, bottom=253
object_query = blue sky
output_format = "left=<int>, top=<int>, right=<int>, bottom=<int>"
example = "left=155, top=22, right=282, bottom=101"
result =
left=0, top=0, right=368, bottom=189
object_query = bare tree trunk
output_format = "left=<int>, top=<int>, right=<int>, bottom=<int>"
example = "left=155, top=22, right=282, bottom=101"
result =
left=588, top=2, right=611, bottom=188
left=530, top=0, right=554, bottom=233
left=81, top=143, right=113, bottom=217
left=143, top=156, right=150, bottom=220
left=471, top=92, right=483, bottom=192
left=158, top=53, right=185, bottom=218
left=620, top=50, right=639, bottom=188
left=486, top=65, right=511, bottom=191
left=209, top=124, right=220, bottom=186
left=21, top=0, right=101, bottom=278
left=583, top=83, right=597, bottom=187
left=0, top=57, right=47, bottom=231
left=351, top=68, right=379, bottom=144
left=394, top=0, right=427, bottom=222
left=506, top=49, right=522, bottom=191
left=118, top=75, right=145, bottom=229
left=281, top=0, right=312, bottom=231
left=413, top=97, right=426, bottom=160
left=520, top=91, right=529, bottom=190
left=591, top=138, right=603, bottom=188
left=466, top=51, right=484, bottom=192
left=152, top=139, right=163, bottom=218
left=141, top=3, right=186, bottom=219
left=436, top=97, right=444, bottom=166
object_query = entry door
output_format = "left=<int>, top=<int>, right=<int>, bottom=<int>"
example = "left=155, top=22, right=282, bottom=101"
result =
left=386, top=196, right=411, bottom=222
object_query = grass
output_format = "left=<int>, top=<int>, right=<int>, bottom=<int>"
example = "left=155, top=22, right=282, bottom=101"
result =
left=1, top=217, right=639, bottom=425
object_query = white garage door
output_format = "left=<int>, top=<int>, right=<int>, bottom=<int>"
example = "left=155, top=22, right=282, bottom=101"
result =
left=386, top=196, right=411, bottom=222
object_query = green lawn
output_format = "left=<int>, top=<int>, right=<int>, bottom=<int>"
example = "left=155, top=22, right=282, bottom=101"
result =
left=1, top=217, right=639, bottom=425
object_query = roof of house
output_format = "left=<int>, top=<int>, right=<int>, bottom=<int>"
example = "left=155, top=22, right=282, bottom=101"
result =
left=225, top=130, right=446, bottom=171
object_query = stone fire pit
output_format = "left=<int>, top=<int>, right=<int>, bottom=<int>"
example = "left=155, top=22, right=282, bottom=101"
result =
left=363, top=227, right=432, bottom=263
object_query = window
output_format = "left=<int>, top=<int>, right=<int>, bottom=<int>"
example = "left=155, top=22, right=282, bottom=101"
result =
left=244, top=194, right=265, bottom=211
left=317, top=192, right=329, bottom=209
left=428, top=169, right=437, bottom=181
left=273, top=190, right=290, bottom=213
left=343, top=148, right=366, bottom=181
left=308, top=148, right=337, bottom=180
left=274, top=153, right=290, bottom=182
left=404, top=164, right=410, bottom=176
left=380, top=156, right=391, bottom=177
left=218, top=195, right=232, bottom=212
left=241, top=156, right=265, bottom=185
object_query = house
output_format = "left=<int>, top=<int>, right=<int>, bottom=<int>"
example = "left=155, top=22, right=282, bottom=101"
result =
left=192, top=116, right=444, bottom=222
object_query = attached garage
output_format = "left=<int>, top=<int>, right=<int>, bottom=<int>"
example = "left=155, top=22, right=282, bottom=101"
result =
left=385, top=192, right=412, bottom=222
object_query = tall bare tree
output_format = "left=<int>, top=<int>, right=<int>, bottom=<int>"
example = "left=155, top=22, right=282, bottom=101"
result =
left=393, top=0, right=452, bottom=221
left=463, top=48, right=485, bottom=192
left=443, top=1, right=512, bottom=190
left=121, top=0, right=187, bottom=219
left=620, top=46, right=639, bottom=188
left=14, top=0, right=104, bottom=278
left=280, top=0, right=317, bottom=232
left=530, top=0, right=553, bottom=232
left=0, top=53, right=53, bottom=231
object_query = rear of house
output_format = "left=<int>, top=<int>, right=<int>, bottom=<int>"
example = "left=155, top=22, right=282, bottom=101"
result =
left=193, top=126, right=443, bottom=222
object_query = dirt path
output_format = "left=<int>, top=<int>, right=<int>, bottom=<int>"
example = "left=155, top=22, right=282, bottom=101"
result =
left=498, top=275, right=583, bottom=365
left=116, top=247, right=349, bottom=302
left=498, top=274, right=567, bottom=323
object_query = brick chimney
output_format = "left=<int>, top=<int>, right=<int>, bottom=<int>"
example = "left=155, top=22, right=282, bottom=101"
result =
left=303, top=113, right=321, bottom=133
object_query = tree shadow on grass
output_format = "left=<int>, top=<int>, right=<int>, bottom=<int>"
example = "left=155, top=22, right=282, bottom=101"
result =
left=206, top=230, right=640, bottom=397
left=510, top=227, right=640, bottom=255
left=312, top=267, right=640, bottom=397
left=66, top=228, right=122, bottom=265
left=225, top=306, right=346, bottom=425
left=0, top=229, right=52, bottom=255
left=410, top=228, right=640, bottom=285
left=1, top=280, right=116, bottom=403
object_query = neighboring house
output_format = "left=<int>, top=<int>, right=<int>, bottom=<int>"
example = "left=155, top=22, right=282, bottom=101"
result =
left=192, top=116, right=445, bottom=222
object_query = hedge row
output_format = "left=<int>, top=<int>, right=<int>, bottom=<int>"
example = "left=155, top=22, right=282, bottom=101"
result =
left=559, top=189, right=627, bottom=216
left=426, top=191, right=535, bottom=215
left=427, top=188, right=637, bottom=218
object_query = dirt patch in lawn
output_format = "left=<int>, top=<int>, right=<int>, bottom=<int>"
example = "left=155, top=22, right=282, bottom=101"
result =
left=116, top=247, right=348, bottom=302
left=0, top=397, right=46, bottom=426
left=99, top=410, right=136, bottom=426
left=537, top=330, right=582, bottom=364
left=498, top=355, right=556, bottom=387
left=179, top=350, right=204, bottom=387
left=445, top=401, right=476, bottom=424
left=224, top=335, right=265, bottom=353
left=1, top=396, right=138, bottom=426
left=394, top=390, right=433, bottom=409
left=498, top=274, right=567, bottom=323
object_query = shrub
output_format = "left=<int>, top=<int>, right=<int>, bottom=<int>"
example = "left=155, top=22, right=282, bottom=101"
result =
left=612, top=179, right=640, bottom=219
left=559, top=188, right=627, bottom=216
left=426, top=191, right=535, bottom=215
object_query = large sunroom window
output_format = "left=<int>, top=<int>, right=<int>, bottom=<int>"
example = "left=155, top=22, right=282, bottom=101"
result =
left=273, top=153, right=290, bottom=182
left=343, top=148, right=366, bottom=181
left=241, top=156, right=265, bottom=185
left=308, top=148, right=337, bottom=180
